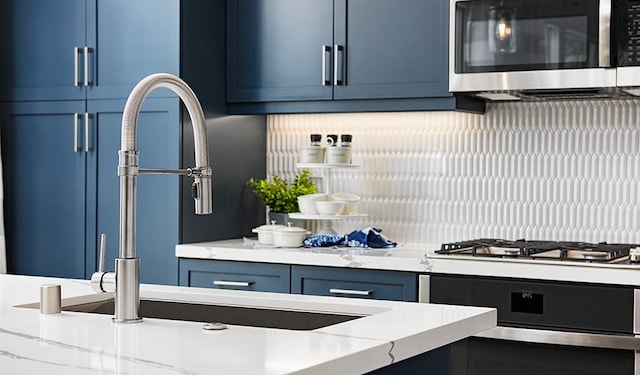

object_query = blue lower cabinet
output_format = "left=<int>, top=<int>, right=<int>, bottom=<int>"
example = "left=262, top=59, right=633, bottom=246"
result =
left=1, top=99, right=181, bottom=283
left=179, top=259, right=291, bottom=293
left=1, top=101, right=88, bottom=279
left=291, top=265, right=417, bottom=302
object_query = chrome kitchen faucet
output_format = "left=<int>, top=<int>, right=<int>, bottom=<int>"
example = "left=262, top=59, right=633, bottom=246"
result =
left=91, top=73, right=213, bottom=323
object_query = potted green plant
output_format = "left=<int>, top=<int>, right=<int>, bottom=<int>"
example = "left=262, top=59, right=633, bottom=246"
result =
left=247, top=169, right=317, bottom=224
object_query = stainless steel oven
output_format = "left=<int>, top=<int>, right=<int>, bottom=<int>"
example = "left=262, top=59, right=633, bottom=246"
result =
left=449, top=0, right=640, bottom=99
left=422, top=239, right=640, bottom=374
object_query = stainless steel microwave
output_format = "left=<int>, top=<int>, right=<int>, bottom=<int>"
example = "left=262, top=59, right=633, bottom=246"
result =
left=449, top=0, right=640, bottom=100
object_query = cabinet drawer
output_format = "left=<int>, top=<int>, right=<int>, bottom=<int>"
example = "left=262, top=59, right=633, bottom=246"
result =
left=179, top=259, right=290, bottom=293
left=291, top=265, right=417, bottom=302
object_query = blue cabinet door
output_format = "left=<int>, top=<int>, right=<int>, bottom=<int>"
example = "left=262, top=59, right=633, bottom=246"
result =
left=0, top=0, right=87, bottom=101
left=227, top=0, right=334, bottom=102
left=1, top=101, right=87, bottom=278
left=291, top=265, right=417, bottom=302
left=227, top=0, right=451, bottom=104
left=179, top=259, right=291, bottom=293
left=86, top=0, right=180, bottom=100
left=333, top=0, right=450, bottom=99
left=0, top=0, right=180, bottom=102
left=87, top=98, right=180, bottom=285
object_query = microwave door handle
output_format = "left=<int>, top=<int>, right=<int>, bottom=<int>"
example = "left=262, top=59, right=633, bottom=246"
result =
left=598, top=0, right=612, bottom=67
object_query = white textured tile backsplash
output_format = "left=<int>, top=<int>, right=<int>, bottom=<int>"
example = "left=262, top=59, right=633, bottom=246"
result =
left=267, top=100, right=640, bottom=245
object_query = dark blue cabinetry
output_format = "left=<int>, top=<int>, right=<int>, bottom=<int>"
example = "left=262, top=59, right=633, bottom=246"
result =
left=1, top=99, right=180, bottom=283
left=179, top=259, right=291, bottom=293
left=1, top=0, right=179, bottom=102
left=333, top=0, right=449, bottom=100
left=227, top=0, right=334, bottom=102
left=178, top=259, right=418, bottom=301
left=292, top=265, right=418, bottom=302
left=227, top=0, right=483, bottom=114
left=1, top=0, right=266, bottom=284
left=1, top=101, right=87, bottom=278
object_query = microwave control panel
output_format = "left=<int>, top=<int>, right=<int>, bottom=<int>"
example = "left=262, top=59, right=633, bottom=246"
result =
left=619, top=0, right=640, bottom=66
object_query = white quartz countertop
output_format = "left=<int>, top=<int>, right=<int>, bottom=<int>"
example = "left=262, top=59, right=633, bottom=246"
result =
left=176, top=238, right=640, bottom=286
left=0, top=274, right=495, bottom=374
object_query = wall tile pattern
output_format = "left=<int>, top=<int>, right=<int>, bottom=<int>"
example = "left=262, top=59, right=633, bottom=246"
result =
left=267, top=100, right=640, bottom=245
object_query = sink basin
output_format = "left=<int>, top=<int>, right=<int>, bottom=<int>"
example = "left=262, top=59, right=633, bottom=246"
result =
left=18, top=294, right=363, bottom=331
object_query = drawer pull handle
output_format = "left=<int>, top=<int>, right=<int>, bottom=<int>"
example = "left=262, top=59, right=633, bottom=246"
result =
left=213, top=280, right=254, bottom=287
left=329, top=288, right=371, bottom=296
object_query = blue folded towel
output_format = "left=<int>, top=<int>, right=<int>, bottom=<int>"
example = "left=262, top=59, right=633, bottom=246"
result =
left=303, top=227, right=396, bottom=249
left=303, top=234, right=345, bottom=247
left=346, top=227, right=396, bottom=248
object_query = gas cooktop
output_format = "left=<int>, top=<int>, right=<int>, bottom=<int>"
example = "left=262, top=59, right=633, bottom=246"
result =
left=436, top=239, right=640, bottom=265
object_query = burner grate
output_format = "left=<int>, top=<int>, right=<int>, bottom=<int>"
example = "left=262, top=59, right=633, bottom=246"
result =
left=437, top=239, right=638, bottom=263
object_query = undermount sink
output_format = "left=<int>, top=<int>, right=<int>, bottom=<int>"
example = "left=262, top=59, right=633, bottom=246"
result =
left=18, top=293, right=363, bottom=331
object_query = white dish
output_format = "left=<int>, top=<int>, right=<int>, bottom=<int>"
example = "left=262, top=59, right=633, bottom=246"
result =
left=297, top=199, right=319, bottom=214
left=330, top=193, right=361, bottom=215
left=315, top=201, right=345, bottom=215
left=251, top=222, right=285, bottom=245
left=271, top=224, right=310, bottom=247
left=297, top=193, right=328, bottom=201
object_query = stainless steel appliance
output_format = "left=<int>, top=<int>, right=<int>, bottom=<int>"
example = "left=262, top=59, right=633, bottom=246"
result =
left=449, top=0, right=640, bottom=100
left=426, top=239, right=640, bottom=374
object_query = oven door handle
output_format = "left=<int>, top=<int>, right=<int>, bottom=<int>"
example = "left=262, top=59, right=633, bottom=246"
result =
left=476, top=326, right=640, bottom=351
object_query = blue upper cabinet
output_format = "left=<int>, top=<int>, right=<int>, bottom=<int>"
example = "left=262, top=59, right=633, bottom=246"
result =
left=0, top=0, right=87, bottom=101
left=333, top=0, right=449, bottom=100
left=85, top=0, right=180, bottom=100
left=226, top=0, right=477, bottom=113
left=227, top=0, right=334, bottom=102
left=1, top=0, right=179, bottom=102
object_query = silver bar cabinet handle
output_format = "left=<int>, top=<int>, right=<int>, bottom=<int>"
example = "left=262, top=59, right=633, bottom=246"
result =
left=84, top=46, right=91, bottom=86
left=84, top=113, right=92, bottom=152
left=322, top=45, right=331, bottom=86
left=329, top=288, right=371, bottom=296
left=73, top=113, right=81, bottom=152
left=74, top=47, right=81, bottom=86
left=213, top=280, right=254, bottom=287
left=333, top=44, right=343, bottom=86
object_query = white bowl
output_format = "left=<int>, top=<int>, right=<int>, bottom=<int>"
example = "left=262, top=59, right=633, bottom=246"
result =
left=315, top=201, right=345, bottom=216
left=297, top=199, right=318, bottom=214
left=297, top=193, right=328, bottom=201
left=330, top=193, right=360, bottom=215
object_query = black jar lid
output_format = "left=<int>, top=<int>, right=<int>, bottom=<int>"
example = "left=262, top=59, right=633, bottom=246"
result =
left=341, top=134, right=352, bottom=142
left=327, top=134, right=338, bottom=144
left=310, top=134, right=322, bottom=142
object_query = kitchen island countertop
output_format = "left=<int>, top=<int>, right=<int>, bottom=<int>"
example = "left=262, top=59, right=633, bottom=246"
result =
left=0, top=274, right=495, bottom=374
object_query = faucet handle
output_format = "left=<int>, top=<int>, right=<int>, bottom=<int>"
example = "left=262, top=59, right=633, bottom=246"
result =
left=91, top=233, right=115, bottom=293
left=98, top=233, right=107, bottom=273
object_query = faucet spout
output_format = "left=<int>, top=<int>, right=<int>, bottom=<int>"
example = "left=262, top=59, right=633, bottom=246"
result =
left=111, top=73, right=213, bottom=323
